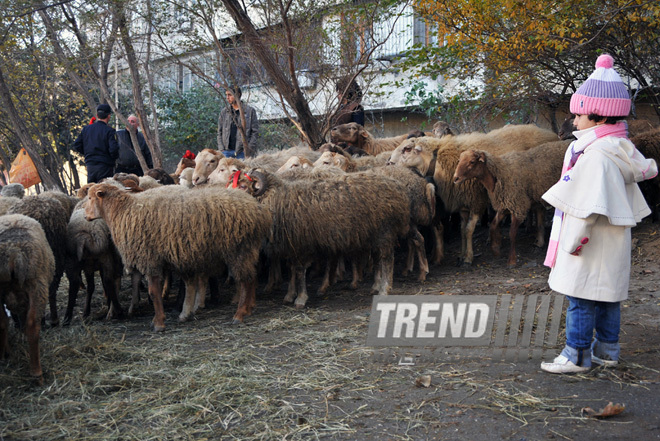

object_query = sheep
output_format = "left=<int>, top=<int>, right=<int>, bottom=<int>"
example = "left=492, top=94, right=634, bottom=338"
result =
left=452, top=140, right=571, bottom=266
left=0, top=213, right=55, bottom=384
left=83, top=183, right=272, bottom=329
left=1, top=183, right=25, bottom=199
left=318, top=142, right=369, bottom=157
left=208, top=157, right=246, bottom=186
left=7, top=193, right=70, bottom=326
left=193, top=146, right=322, bottom=186
left=239, top=168, right=409, bottom=308
left=146, top=168, right=176, bottom=185
left=178, top=167, right=194, bottom=188
left=63, top=200, right=124, bottom=325
left=329, top=123, right=410, bottom=155
left=174, top=150, right=197, bottom=176
left=432, top=121, right=457, bottom=138
left=138, top=175, right=162, bottom=190
left=0, top=196, right=19, bottom=216
left=276, top=155, right=315, bottom=173
left=388, top=125, right=558, bottom=266
left=314, top=150, right=436, bottom=281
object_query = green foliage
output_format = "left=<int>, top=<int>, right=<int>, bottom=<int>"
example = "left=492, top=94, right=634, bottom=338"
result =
left=155, top=86, right=223, bottom=162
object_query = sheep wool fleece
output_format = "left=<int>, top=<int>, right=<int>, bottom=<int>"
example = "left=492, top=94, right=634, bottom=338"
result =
left=542, top=124, right=657, bottom=302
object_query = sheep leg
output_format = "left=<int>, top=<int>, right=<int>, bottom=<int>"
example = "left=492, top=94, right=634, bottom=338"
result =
left=413, top=229, right=430, bottom=282
left=283, top=263, right=297, bottom=304
left=507, top=215, right=522, bottom=268
left=48, top=275, right=62, bottom=327
left=462, top=212, right=480, bottom=265
left=63, top=268, right=83, bottom=326
left=100, top=267, right=124, bottom=320
left=263, top=258, right=281, bottom=294
left=193, top=276, right=208, bottom=312
left=333, top=257, right=345, bottom=284
left=318, top=256, right=338, bottom=295
left=375, top=252, right=395, bottom=295
left=403, top=238, right=414, bottom=277
left=179, top=277, right=198, bottom=322
left=430, top=212, right=445, bottom=265
left=489, top=210, right=505, bottom=258
left=533, top=206, right=546, bottom=248
left=25, top=293, right=43, bottom=383
left=82, top=269, right=95, bottom=319
left=0, top=305, right=9, bottom=359
left=294, top=264, right=309, bottom=309
left=350, top=258, right=363, bottom=290
left=232, top=280, right=255, bottom=324
left=147, top=275, right=166, bottom=332
left=129, top=269, right=142, bottom=317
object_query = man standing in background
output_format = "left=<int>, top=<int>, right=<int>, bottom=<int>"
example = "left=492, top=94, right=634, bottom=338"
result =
left=73, top=103, right=119, bottom=183
left=217, top=86, right=259, bottom=158
left=115, top=114, right=153, bottom=176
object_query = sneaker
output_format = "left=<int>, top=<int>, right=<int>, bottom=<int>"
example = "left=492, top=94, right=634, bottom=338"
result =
left=592, top=354, right=618, bottom=367
left=541, top=354, right=590, bottom=374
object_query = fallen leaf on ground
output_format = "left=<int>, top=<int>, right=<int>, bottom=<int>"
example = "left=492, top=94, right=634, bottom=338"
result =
left=415, top=375, right=432, bottom=388
left=581, top=402, right=625, bottom=418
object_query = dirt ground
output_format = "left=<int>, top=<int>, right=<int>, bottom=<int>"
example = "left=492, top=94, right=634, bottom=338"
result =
left=2, top=217, right=660, bottom=440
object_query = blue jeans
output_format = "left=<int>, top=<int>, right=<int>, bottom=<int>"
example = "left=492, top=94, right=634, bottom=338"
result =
left=221, top=150, right=245, bottom=159
left=560, top=296, right=621, bottom=366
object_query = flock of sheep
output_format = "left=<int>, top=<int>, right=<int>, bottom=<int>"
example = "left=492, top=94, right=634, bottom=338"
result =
left=1, top=118, right=659, bottom=383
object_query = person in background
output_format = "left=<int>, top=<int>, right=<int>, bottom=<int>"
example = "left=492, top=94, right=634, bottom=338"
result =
left=217, top=86, right=259, bottom=159
left=72, top=103, right=119, bottom=183
left=333, top=76, right=365, bottom=127
left=540, top=54, right=658, bottom=374
left=115, top=114, right=153, bottom=176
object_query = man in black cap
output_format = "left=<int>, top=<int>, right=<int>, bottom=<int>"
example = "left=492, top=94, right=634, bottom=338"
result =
left=72, top=103, right=119, bottom=183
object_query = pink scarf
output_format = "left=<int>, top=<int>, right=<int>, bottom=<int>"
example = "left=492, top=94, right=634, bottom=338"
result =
left=543, top=121, right=628, bottom=267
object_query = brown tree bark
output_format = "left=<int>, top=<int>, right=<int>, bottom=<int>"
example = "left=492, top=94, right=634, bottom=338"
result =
left=219, top=0, right=325, bottom=149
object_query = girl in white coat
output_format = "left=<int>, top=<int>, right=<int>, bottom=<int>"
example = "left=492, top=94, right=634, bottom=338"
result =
left=540, top=54, right=658, bottom=374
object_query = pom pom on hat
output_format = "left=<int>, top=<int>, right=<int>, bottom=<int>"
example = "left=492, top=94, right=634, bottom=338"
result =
left=595, top=54, right=614, bottom=69
left=569, top=53, right=631, bottom=117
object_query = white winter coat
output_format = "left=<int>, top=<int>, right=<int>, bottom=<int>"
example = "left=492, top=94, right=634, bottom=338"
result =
left=542, top=128, right=657, bottom=302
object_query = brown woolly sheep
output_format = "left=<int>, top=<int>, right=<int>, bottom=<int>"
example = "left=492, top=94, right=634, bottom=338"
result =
left=318, top=142, right=369, bottom=157
left=432, top=121, right=457, bottom=138
left=83, top=183, right=272, bottom=329
left=8, top=193, right=70, bottom=326
left=453, top=140, right=570, bottom=266
left=63, top=200, right=124, bottom=325
left=146, top=168, right=176, bottom=185
left=388, top=125, right=558, bottom=265
left=330, top=123, right=409, bottom=155
left=174, top=156, right=196, bottom=176
left=240, top=168, right=410, bottom=307
left=0, top=213, right=55, bottom=383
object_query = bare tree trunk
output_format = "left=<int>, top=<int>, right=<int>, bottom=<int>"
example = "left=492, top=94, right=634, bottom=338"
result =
left=219, top=0, right=325, bottom=149
left=116, top=5, right=163, bottom=169
left=0, top=63, right=63, bottom=190
left=144, top=0, right=162, bottom=152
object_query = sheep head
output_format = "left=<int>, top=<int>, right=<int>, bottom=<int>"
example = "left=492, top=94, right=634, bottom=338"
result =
left=208, top=157, right=244, bottom=185
left=277, top=155, right=314, bottom=173
left=453, top=150, right=486, bottom=185
left=558, top=117, right=576, bottom=140
left=388, top=139, right=433, bottom=175
left=84, top=183, right=116, bottom=221
left=329, top=122, right=364, bottom=147
left=432, top=121, right=456, bottom=138
left=174, top=156, right=196, bottom=176
left=192, top=149, right=222, bottom=186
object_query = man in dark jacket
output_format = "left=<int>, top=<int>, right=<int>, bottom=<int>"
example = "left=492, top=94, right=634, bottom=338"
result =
left=73, top=103, right=119, bottom=183
left=115, top=114, right=153, bottom=176
left=217, top=87, right=259, bottom=158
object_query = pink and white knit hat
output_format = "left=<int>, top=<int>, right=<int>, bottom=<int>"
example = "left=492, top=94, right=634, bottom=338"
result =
left=569, top=54, right=631, bottom=117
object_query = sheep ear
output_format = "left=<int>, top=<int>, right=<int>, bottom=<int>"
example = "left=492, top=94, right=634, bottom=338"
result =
left=478, top=152, right=486, bottom=163
left=414, top=145, right=423, bottom=153
left=96, top=189, right=106, bottom=198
